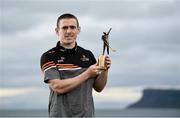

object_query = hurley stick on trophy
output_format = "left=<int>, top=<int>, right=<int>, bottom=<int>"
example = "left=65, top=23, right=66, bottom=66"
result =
left=98, top=28, right=116, bottom=69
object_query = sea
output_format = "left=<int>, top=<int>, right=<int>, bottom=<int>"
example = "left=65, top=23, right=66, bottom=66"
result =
left=0, top=109, right=180, bottom=117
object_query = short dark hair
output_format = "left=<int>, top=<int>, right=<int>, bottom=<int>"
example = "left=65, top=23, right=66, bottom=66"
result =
left=56, top=13, right=79, bottom=28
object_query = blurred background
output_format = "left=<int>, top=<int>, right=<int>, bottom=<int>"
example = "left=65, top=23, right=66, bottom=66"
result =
left=0, top=0, right=180, bottom=117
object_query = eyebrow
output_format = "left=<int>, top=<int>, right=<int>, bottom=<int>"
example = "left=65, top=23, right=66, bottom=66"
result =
left=61, top=25, right=77, bottom=29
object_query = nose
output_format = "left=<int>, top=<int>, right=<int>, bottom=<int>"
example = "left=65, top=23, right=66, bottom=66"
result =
left=66, top=27, right=72, bottom=33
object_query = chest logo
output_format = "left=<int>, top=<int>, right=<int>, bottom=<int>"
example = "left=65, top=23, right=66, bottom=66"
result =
left=57, top=57, right=65, bottom=63
left=80, top=55, right=89, bottom=62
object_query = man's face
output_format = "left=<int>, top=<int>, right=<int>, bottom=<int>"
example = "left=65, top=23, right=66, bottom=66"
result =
left=56, top=18, right=80, bottom=47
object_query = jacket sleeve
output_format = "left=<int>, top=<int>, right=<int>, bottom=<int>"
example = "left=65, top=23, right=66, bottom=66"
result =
left=40, top=53, right=60, bottom=83
left=89, top=51, right=97, bottom=65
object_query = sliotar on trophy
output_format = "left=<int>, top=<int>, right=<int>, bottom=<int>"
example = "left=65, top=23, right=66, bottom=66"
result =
left=98, top=28, right=116, bottom=70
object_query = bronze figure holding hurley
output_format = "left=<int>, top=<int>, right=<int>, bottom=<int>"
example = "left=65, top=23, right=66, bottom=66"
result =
left=98, top=28, right=116, bottom=70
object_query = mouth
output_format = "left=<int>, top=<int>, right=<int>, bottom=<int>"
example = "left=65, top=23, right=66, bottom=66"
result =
left=65, top=36, right=73, bottom=40
left=65, top=34, right=72, bottom=37
left=65, top=35, right=71, bottom=37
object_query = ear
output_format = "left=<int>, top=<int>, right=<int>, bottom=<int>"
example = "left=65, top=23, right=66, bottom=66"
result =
left=77, top=27, right=81, bottom=34
left=55, top=27, right=59, bottom=35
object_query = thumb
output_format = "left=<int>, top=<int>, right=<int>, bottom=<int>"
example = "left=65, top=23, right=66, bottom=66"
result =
left=95, top=61, right=99, bottom=66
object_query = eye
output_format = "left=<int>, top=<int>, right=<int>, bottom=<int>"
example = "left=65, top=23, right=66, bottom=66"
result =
left=61, top=26, right=77, bottom=30
left=62, top=26, right=68, bottom=30
left=70, top=26, right=76, bottom=29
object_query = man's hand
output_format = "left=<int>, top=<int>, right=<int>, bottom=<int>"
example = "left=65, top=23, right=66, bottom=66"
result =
left=93, top=56, right=111, bottom=92
left=86, top=63, right=105, bottom=78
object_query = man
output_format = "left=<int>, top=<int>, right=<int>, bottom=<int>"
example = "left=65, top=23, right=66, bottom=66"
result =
left=40, top=13, right=111, bottom=117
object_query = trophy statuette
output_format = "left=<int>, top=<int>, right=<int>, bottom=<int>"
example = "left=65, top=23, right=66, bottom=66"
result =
left=98, top=28, right=116, bottom=70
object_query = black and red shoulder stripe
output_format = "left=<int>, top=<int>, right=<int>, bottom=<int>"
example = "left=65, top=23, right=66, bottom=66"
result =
left=41, top=61, right=56, bottom=71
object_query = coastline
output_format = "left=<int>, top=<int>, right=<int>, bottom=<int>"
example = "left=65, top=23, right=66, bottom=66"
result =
left=0, top=109, right=180, bottom=117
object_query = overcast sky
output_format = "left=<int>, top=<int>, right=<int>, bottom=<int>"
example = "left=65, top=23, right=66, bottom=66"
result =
left=0, top=0, right=180, bottom=109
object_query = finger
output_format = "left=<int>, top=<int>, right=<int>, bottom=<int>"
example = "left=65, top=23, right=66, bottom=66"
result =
left=106, top=64, right=111, bottom=68
left=105, top=55, right=110, bottom=58
left=96, top=67, right=105, bottom=70
left=97, top=71, right=101, bottom=75
left=105, top=58, right=111, bottom=62
left=106, top=60, right=111, bottom=63
left=105, top=55, right=110, bottom=59
left=94, top=69, right=101, bottom=75
left=106, top=61, right=111, bottom=66
left=96, top=70, right=101, bottom=75
left=94, top=62, right=98, bottom=66
left=106, top=62, right=111, bottom=69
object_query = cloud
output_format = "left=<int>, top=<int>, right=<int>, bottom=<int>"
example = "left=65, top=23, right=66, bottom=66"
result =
left=94, top=86, right=142, bottom=101
left=1, top=0, right=180, bottom=109
left=0, top=87, right=49, bottom=109
left=1, top=0, right=179, bottom=34
left=93, top=86, right=142, bottom=109
left=0, top=88, right=33, bottom=97
left=0, top=86, right=143, bottom=109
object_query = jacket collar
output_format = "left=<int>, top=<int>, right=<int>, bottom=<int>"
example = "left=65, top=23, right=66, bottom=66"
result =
left=56, top=41, right=78, bottom=54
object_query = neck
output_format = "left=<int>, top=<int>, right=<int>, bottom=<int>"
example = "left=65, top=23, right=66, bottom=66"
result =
left=60, top=42, right=76, bottom=49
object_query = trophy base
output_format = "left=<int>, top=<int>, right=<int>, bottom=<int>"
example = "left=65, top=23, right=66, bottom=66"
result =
left=98, top=55, right=107, bottom=70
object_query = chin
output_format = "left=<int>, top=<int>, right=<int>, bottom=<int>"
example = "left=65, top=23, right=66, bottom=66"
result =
left=61, top=37, right=75, bottom=44
left=64, top=40, right=75, bottom=45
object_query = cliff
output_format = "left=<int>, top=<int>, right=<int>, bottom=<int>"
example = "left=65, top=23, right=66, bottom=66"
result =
left=128, top=88, right=180, bottom=108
